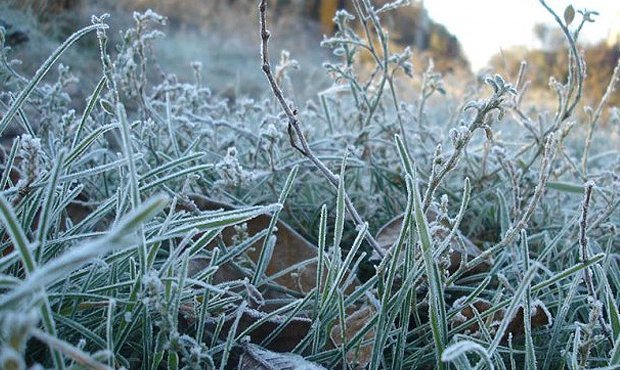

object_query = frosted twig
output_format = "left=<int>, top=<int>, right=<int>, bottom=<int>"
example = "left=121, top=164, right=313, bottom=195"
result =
left=258, top=0, right=384, bottom=258
left=579, top=181, right=613, bottom=343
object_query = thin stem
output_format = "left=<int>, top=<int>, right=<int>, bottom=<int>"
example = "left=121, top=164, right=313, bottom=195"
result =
left=579, top=181, right=613, bottom=343
left=258, top=0, right=384, bottom=258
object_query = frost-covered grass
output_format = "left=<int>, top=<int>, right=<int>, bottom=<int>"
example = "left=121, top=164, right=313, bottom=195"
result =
left=0, top=1, right=619, bottom=369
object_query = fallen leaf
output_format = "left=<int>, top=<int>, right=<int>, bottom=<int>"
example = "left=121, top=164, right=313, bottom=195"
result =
left=238, top=342, right=326, bottom=370
left=504, top=300, right=553, bottom=339
left=450, top=299, right=502, bottom=334
left=182, top=195, right=368, bottom=355
left=329, top=305, right=376, bottom=368
left=187, top=194, right=319, bottom=294
left=451, top=299, right=552, bottom=341
left=374, top=210, right=489, bottom=275
left=182, top=195, right=333, bottom=353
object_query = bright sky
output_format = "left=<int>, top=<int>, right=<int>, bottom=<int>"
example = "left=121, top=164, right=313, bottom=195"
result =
left=423, top=0, right=620, bottom=71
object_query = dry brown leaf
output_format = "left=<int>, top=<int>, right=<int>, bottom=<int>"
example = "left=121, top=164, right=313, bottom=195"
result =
left=187, top=194, right=320, bottom=294
left=329, top=305, right=376, bottom=369
left=504, top=300, right=553, bottom=339
left=451, top=299, right=552, bottom=341
left=374, top=210, right=489, bottom=276
left=182, top=195, right=369, bottom=353
left=450, top=299, right=502, bottom=334
left=182, top=195, right=334, bottom=352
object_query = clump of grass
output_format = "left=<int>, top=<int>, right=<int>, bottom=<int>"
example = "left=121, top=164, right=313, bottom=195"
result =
left=0, top=0, right=618, bottom=369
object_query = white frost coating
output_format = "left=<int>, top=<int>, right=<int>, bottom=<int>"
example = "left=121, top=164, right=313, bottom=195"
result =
left=17, top=134, right=46, bottom=187
left=452, top=296, right=469, bottom=309
left=451, top=311, right=468, bottom=324
left=240, top=343, right=327, bottom=370
left=215, top=146, right=253, bottom=188
left=531, top=299, right=553, bottom=328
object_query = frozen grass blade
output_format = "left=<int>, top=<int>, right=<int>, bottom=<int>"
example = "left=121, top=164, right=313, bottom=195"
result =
left=162, top=204, right=282, bottom=236
left=611, top=333, right=620, bottom=366
left=140, top=152, right=206, bottom=181
left=0, top=193, right=36, bottom=274
left=252, top=165, right=298, bottom=286
left=0, top=195, right=65, bottom=370
left=252, top=234, right=275, bottom=287
left=0, top=195, right=167, bottom=309
left=396, top=133, right=448, bottom=365
left=322, top=222, right=367, bottom=310
left=0, top=137, right=19, bottom=191
left=371, top=145, right=415, bottom=369
left=106, top=299, right=115, bottom=368
left=116, top=102, right=146, bottom=273
left=70, top=75, right=107, bottom=152
left=542, top=270, right=582, bottom=370
left=64, top=123, right=118, bottom=167
left=0, top=23, right=108, bottom=136
left=441, top=340, right=494, bottom=370
left=333, top=154, right=348, bottom=252
left=313, top=205, right=327, bottom=321
left=35, top=149, right=65, bottom=263
left=489, top=263, right=539, bottom=355
left=219, top=301, right=247, bottom=370
left=311, top=205, right=328, bottom=354
left=337, top=290, right=347, bottom=370
left=260, top=288, right=315, bottom=348
left=409, top=171, right=448, bottom=369
left=31, top=328, right=113, bottom=370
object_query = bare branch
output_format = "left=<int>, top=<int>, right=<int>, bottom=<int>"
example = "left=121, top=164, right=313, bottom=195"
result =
left=258, top=0, right=385, bottom=258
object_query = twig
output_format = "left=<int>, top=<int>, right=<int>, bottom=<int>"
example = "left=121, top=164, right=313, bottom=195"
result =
left=581, top=57, right=620, bottom=174
left=421, top=90, right=506, bottom=212
left=258, top=0, right=384, bottom=258
left=452, top=134, right=559, bottom=282
left=579, top=181, right=613, bottom=343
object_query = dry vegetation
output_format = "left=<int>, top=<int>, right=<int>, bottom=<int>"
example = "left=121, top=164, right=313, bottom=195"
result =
left=0, top=1, right=619, bottom=369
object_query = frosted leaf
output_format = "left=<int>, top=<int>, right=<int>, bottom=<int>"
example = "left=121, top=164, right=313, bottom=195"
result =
left=442, top=340, right=492, bottom=367
left=531, top=299, right=553, bottom=328
left=260, top=123, right=282, bottom=143
left=215, top=147, right=252, bottom=188
left=333, top=10, right=355, bottom=24
left=450, top=311, right=468, bottom=324
left=238, top=343, right=327, bottom=370
left=17, top=134, right=46, bottom=186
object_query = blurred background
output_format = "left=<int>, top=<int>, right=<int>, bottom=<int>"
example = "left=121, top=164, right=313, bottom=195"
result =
left=1, top=0, right=619, bottom=106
